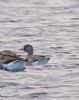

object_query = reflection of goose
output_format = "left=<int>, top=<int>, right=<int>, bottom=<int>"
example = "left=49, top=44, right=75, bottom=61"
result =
left=0, top=60, right=26, bottom=72
left=20, top=44, right=50, bottom=65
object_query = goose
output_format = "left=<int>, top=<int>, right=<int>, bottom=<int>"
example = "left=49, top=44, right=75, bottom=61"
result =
left=20, top=44, right=50, bottom=65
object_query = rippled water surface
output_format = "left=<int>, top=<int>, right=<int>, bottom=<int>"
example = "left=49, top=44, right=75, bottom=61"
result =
left=0, top=0, right=79, bottom=100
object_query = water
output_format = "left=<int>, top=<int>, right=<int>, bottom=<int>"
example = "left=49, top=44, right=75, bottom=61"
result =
left=0, top=0, right=79, bottom=100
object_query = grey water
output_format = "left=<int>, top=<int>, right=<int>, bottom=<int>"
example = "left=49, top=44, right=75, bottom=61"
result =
left=0, top=0, right=79, bottom=100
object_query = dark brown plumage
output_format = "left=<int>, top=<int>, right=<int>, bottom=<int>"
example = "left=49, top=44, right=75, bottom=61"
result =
left=0, top=50, right=20, bottom=64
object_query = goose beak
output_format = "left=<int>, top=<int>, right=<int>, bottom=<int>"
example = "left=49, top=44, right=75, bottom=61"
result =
left=19, top=48, right=24, bottom=51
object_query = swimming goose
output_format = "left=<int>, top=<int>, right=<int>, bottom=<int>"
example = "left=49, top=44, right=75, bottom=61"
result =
left=20, top=44, right=50, bottom=65
left=0, top=50, right=21, bottom=64
left=0, top=44, right=49, bottom=71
